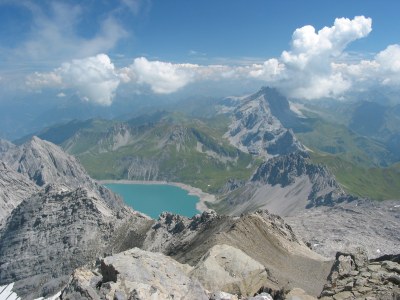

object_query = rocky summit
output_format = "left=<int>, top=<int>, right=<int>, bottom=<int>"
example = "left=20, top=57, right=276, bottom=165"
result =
left=0, top=136, right=124, bottom=209
left=224, top=87, right=305, bottom=158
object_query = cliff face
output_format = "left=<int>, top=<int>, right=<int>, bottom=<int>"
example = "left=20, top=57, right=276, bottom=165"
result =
left=0, top=162, right=38, bottom=226
left=0, top=185, right=151, bottom=299
left=0, top=136, right=124, bottom=209
left=0, top=137, right=153, bottom=299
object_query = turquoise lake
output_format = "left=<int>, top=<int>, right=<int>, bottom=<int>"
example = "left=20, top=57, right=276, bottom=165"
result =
left=104, top=183, right=200, bottom=219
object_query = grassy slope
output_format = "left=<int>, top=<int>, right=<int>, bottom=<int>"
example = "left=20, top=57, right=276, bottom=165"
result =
left=310, top=152, right=400, bottom=200
left=295, top=116, right=393, bottom=168
left=294, top=112, right=400, bottom=200
left=63, top=114, right=259, bottom=194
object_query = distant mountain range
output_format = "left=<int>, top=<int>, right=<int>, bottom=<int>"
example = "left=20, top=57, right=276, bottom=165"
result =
left=18, top=87, right=400, bottom=201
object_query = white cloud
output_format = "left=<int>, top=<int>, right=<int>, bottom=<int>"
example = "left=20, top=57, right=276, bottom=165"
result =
left=248, top=59, right=286, bottom=81
left=272, top=16, right=373, bottom=98
left=376, top=44, right=400, bottom=85
left=22, top=15, right=400, bottom=103
left=27, top=54, right=121, bottom=106
left=129, top=57, right=199, bottom=93
left=334, top=44, right=400, bottom=90
left=8, top=1, right=127, bottom=65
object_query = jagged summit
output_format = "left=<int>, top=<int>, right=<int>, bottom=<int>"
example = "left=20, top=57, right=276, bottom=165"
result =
left=0, top=136, right=91, bottom=187
left=0, top=136, right=124, bottom=209
left=216, top=151, right=356, bottom=217
left=224, top=87, right=305, bottom=158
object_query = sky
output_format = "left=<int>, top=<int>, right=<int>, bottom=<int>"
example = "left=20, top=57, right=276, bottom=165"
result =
left=1, top=0, right=400, bottom=105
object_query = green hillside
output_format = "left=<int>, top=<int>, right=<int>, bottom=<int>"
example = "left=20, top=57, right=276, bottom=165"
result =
left=295, top=115, right=395, bottom=167
left=310, top=152, right=400, bottom=200
left=57, top=114, right=259, bottom=193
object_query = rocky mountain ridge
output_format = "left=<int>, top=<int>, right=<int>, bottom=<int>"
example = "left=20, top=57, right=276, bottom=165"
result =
left=0, top=137, right=152, bottom=299
left=0, top=136, right=124, bottom=209
left=215, top=152, right=355, bottom=217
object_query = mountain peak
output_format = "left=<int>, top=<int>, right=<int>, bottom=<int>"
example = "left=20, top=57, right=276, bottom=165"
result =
left=224, top=88, right=305, bottom=158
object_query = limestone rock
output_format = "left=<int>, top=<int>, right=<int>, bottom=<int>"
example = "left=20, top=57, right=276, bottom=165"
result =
left=285, top=288, right=317, bottom=300
left=224, top=87, right=305, bottom=159
left=209, top=291, right=239, bottom=300
left=190, top=244, right=270, bottom=296
left=248, top=292, right=274, bottom=300
left=60, top=248, right=208, bottom=300
left=0, top=137, right=124, bottom=210
left=143, top=210, right=332, bottom=297
left=320, top=250, right=400, bottom=299
left=286, top=200, right=400, bottom=258
left=0, top=161, right=38, bottom=226
left=0, top=185, right=151, bottom=299
left=217, top=152, right=355, bottom=217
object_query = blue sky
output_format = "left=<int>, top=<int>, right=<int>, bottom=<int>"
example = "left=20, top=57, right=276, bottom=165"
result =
left=1, top=0, right=400, bottom=104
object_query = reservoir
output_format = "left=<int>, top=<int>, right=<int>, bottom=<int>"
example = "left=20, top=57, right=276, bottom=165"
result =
left=104, top=183, right=201, bottom=219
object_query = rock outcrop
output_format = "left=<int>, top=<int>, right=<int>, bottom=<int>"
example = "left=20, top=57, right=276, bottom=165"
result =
left=141, top=210, right=332, bottom=297
left=0, top=136, right=124, bottom=209
left=0, top=137, right=153, bottom=299
left=320, top=249, right=400, bottom=299
left=190, top=244, right=270, bottom=296
left=0, top=185, right=152, bottom=299
left=60, top=248, right=208, bottom=300
left=0, top=162, right=38, bottom=226
left=224, top=87, right=305, bottom=158
left=286, top=199, right=400, bottom=258
left=216, top=152, right=355, bottom=217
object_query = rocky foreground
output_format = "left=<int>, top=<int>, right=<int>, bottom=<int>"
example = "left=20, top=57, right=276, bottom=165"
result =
left=54, top=246, right=400, bottom=300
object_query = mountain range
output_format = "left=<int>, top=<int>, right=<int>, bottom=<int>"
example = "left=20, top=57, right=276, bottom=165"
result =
left=18, top=87, right=400, bottom=201
left=0, top=87, right=399, bottom=299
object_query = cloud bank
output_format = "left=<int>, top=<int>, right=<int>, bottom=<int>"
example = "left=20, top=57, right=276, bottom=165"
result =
left=26, top=16, right=400, bottom=105
left=27, top=54, right=121, bottom=105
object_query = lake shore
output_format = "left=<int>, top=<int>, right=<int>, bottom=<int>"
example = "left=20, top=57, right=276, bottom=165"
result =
left=99, top=179, right=216, bottom=212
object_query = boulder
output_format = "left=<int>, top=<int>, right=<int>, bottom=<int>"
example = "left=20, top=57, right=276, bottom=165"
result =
left=61, top=248, right=208, bottom=300
left=190, top=244, right=270, bottom=296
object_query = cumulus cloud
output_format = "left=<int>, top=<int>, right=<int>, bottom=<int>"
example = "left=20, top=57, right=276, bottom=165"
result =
left=23, top=15, right=400, bottom=103
left=27, top=54, right=121, bottom=105
left=128, top=57, right=200, bottom=93
left=269, top=16, right=373, bottom=98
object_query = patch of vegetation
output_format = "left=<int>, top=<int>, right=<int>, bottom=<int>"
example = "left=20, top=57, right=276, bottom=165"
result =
left=310, top=152, right=400, bottom=201
left=295, top=115, right=395, bottom=167
left=58, top=113, right=259, bottom=194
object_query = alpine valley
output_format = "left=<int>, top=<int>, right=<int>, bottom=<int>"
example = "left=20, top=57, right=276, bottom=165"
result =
left=1, top=87, right=399, bottom=300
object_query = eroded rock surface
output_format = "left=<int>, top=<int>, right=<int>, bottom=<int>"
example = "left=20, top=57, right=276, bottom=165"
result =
left=0, top=162, right=38, bottom=226
left=217, top=152, right=355, bottom=217
left=60, top=248, right=208, bottom=300
left=224, top=87, right=304, bottom=158
left=142, top=210, right=332, bottom=297
left=286, top=200, right=400, bottom=258
left=0, top=185, right=152, bottom=299
left=320, top=249, right=400, bottom=300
